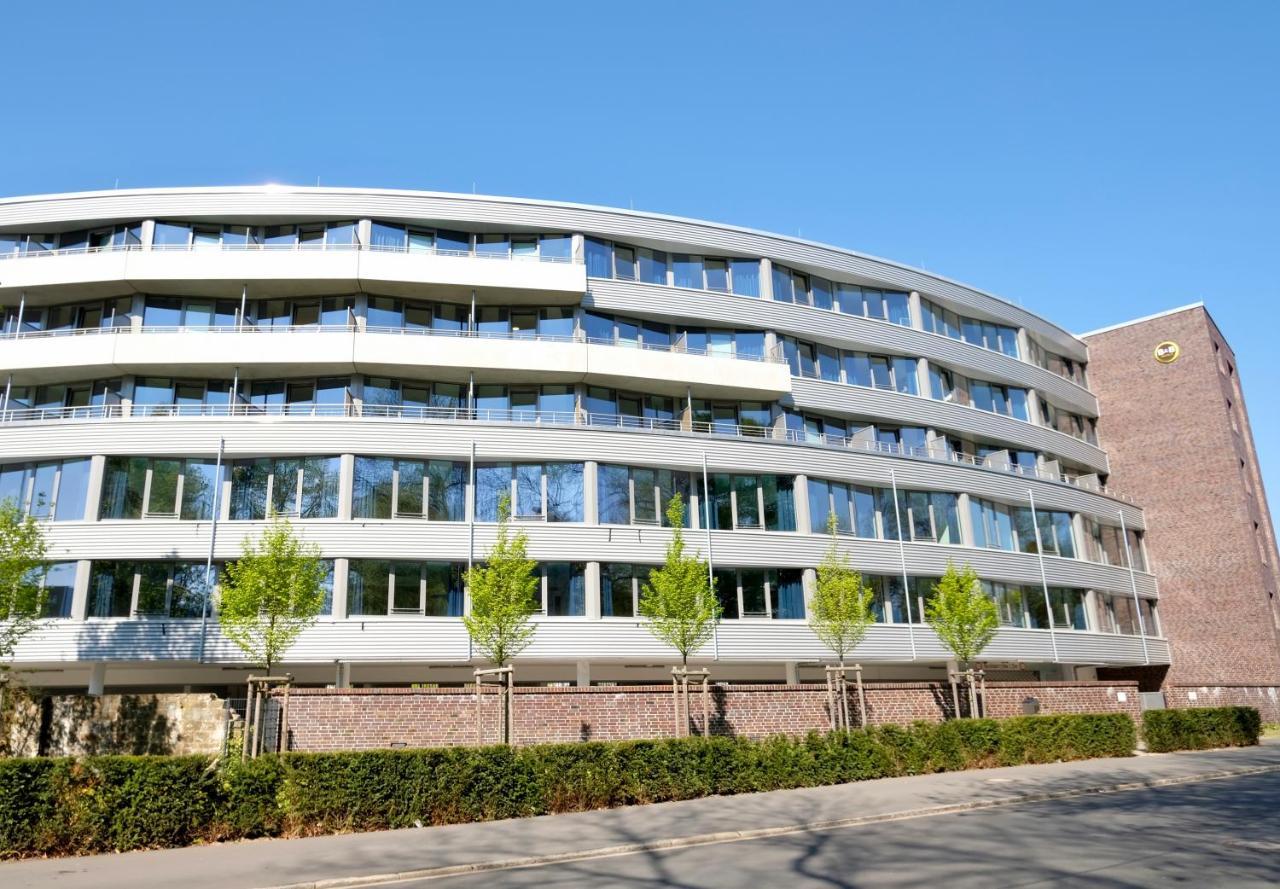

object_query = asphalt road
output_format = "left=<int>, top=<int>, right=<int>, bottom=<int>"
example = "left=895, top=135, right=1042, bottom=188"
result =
left=408, top=770, right=1280, bottom=888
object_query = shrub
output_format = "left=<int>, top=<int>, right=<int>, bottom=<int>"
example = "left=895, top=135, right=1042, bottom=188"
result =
left=0, top=758, right=61, bottom=858
left=1143, top=706, right=1261, bottom=753
left=0, top=712, right=1172, bottom=859
left=997, top=713, right=1136, bottom=765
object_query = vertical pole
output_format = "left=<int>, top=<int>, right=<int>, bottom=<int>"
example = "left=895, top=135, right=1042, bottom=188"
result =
left=14, top=292, right=25, bottom=338
left=506, top=669, right=514, bottom=746
left=675, top=675, right=686, bottom=736
left=1027, top=489, right=1061, bottom=663
left=280, top=674, right=292, bottom=753
left=888, top=469, right=918, bottom=660
left=826, top=668, right=837, bottom=731
left=241, top=680, right=255, bottom=761
left=199, top=436, right=225, bottom=664
left=702, top=451, right=719, bottom=661
left=855, top=665, right=868, bottom=729
left=238, top=285, right=247, bottom=329
left=1118, top=510, right=1151, bottom=665
left=469, top=289, right=477, bottom=334
left=467, top=440, right=476, bottom=663
left=2, top=374, right=11, bottom=416
left=701, top=674, right=709, bottom=737
left=252, top=681, right=264, bottom=758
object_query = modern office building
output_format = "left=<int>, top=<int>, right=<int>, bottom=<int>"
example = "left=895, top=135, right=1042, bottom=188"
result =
left=1084, top=304, right=1280, bottom=710
left=0, top=187, right=1164, bottom=693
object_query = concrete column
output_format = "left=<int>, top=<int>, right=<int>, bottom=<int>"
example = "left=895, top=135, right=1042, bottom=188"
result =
left=87, top=662, right=106, bottom=696
left=570, top=233, right=585, bottom=265
left=218, top=467, right=233, bottom=521
left=1084, top=589, right=1102, bottom=632
left=793, top=473, right=811, bottom=534
left=583, top=461, right=599, bottom=526
left=576, top=660, right=591, bottom=688
left=338, top=454, right=355, bottom=521
left=119, top=376, right=135, bottom=417
left=353, top=294, right=368, bottom=331
left=1072, top=513, right=1091, bottom=560
left=140, top=219, right=156, bottom=250
left=83, top=455, right=106, bottom=522
left=759, top=258, right=774, bottom=301
left=763, top=329, right=779, bottom=363
left=585, top=561, right=602, bottom=619
left=1016, top=327, right=1031, bottom=363
left=356, top=219, right=373, bottom=248
left=129, top=294, right=145, bottom=333
left=915, top=358, right=932, bottom=399
left=1026, top=389, right=1042, bottom=426
left=330, top=557, right=350, bottom=619
left=956, top=492, right=976, bottom=547
left=784, top=661, right=799, bottom=685
left=908, top=291, right=923, bottom=329
left=70, top=559, right=92, bottom=620
left=335, top=661, right=352, bottom=689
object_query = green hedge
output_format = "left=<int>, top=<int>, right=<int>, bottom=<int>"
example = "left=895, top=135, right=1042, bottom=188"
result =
left=1, top=713, right=1134, bottom=858
left=1143, top=706, right=1261, bottom=753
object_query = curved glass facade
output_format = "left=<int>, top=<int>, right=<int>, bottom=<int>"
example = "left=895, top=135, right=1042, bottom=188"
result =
left=0, top=187, right=1164, bottom=689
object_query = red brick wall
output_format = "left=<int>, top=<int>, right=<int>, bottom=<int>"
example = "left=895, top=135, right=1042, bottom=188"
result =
left=1084, top=306, right=1280, bottom=686
left=1164, top=684, right=1280, bottom=724
left=279, top=681, right=1141, bottom=752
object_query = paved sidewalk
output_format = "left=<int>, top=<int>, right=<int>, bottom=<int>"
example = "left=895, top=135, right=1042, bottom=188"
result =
left=5, top=741, right=1279, bottom=889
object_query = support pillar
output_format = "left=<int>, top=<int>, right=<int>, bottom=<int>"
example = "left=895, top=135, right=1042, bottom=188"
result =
left=793, top=473, right=811, bottom=534
left=908, top=291, right=923, bottom=329
left=575, top=661, right=591, bottom=688
left=584, top=561, right=602, bottom=619
left=87, top=662, right=106, bottom=696
left=784, top=661, right=799, bottom=685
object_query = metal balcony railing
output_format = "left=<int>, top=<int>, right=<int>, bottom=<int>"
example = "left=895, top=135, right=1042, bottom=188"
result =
left=0, top=240, right=581, bottom=263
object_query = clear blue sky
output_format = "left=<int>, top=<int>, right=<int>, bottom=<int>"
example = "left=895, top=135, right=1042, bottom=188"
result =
left=2, top=2, right=1277, bottom=507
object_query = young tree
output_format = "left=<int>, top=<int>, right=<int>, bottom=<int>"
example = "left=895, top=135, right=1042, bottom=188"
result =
left=463, top=495, right=540, bottom=668
left=639, top=493, right=719, bottom=736
left=0, top=499, right=49, bottom=668
left=219, top=517, right=327, bottom=674
left=809, top=512, right=876, bottom=729
left=463, top=494, right=539, bottom=744
left=0, top=500, right=48, bottom=729
left=926, top=562, right=999, bottom=717
left=639, top=493, right=720, bottom=666
left=809, top=512, right=875, bottom=665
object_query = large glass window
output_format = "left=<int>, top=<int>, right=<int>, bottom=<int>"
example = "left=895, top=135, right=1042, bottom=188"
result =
left=39, top=562, right=77, bottom=618
left=475, top=463, right=583, bottom=523
left=922, top=299, right=1019, bottom=358
left=0, top=458, right=91, bottom=521
left=87, top=560, right=231, bottom=618
left=711, top=567, right=805, bottom=620
left=970, top=381, right=1030, bottom=420
left=352, top=457, right=466, bottom=520
left=229, top=457, right=340, bottom=520
left=1012, top=507, right=1076, bottom=557
left=542, top=562, right=586, bottom=616
left=878, top=490, right=961, bottom=544
left=970, top=499, right=1016, bottom=551
left=696, top=474, right=796, bottom=531
left=601, top=563, right=654, bottom=617
left=347, top=560, right=465, bottom=617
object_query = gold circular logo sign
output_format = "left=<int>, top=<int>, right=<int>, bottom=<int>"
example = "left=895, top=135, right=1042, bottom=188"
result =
left=1154, top=341, right=1180, bottom=364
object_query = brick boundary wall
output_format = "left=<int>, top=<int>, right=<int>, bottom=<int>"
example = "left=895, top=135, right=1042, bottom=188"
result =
left=1164, top=684, right=1280, bottom=724
left=278, top=681, right=1142, bottom=752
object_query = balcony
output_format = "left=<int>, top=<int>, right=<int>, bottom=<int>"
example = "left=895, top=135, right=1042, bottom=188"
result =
left=0, top=241, right=587, bottom=301
left=1, top=324, right=792, bottom=397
